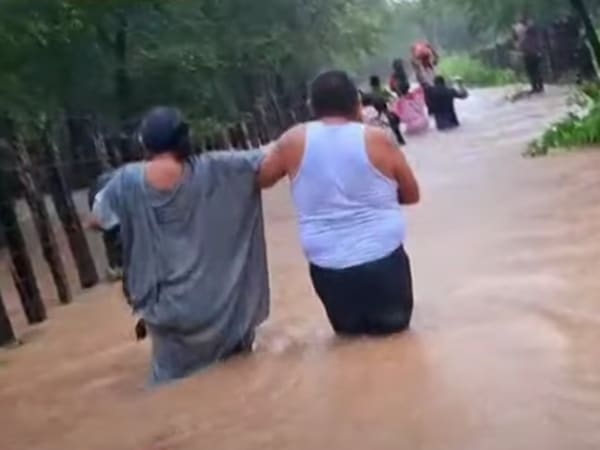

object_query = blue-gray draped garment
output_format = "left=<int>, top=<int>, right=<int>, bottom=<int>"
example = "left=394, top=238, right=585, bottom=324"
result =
left=94, top=151, right=269, bottom=384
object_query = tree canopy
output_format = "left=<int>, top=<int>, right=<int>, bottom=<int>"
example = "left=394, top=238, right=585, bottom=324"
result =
left=0, top=0, right=390, bottom=130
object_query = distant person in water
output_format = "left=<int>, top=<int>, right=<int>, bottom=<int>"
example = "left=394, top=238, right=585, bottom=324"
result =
left=412, top=41, right=438, bottom=88
left=361, top=93, right=390, bottom=129
left=513, top=15, right=544, bottom=93
left=426, top=76, right=468, bottom=131
left=259, top=70, right=420, bottom=336
left=411, top=41, right=439, bottom=114
left=369, top=75, right=405, bottom=145
left=390, top=58, right=410, bottom=97
left=393, top=85, right=429, bottom=136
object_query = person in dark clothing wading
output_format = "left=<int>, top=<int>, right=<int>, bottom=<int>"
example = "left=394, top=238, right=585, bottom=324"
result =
left=426, top=76, right=468, bottom=131
left=514, top=16, right=545, bottom=93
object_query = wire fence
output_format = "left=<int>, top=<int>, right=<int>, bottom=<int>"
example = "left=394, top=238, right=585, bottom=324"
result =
left=0, top=95, right=312, bottom=345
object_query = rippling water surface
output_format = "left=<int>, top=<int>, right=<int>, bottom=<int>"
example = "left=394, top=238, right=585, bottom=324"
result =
left=3, top=87, right=600, bottom=450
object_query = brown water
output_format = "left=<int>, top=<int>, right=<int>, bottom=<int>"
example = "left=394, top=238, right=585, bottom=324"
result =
left=3, top=87, right=600, bottom=450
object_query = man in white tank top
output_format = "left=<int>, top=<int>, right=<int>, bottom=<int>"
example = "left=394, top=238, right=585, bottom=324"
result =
left=258, top=70, right=420, bottom=336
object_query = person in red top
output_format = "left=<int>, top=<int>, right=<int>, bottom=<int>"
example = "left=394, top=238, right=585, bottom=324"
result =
left=411, top=41, right=438, bottom=87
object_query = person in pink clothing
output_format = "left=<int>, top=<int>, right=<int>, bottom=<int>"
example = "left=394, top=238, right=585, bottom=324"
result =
left=393, top=86, right=429, bottom=135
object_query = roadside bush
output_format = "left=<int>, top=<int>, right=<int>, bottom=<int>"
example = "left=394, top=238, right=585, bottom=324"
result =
left=527, top=82, right=600, bottom=157
left=438, top=54, right=518, bottom=86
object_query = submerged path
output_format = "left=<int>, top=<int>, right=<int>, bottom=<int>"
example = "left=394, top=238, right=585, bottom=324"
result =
left=3, top=87, right=600, bottom=450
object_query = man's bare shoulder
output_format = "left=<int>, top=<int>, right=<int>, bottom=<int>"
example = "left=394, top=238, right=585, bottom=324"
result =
left=364, top=124, right=399, bottom=151
left=277, top=123, right=307, bottom=150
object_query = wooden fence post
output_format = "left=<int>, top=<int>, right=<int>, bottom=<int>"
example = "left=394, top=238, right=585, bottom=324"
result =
left=0, top=175, right=46, bottom=324
left=89, top=120, right=112, bottom=173
left=242, top=122, right=252, bottom=149
left=228, top=126, right=239, bottom=149
left=213, top=132, right=225, bottom=150
left=196, top=136, right=206, bottom=154
left=287, top=109, right=297, bottom=127
left=246, top=118, right=261, bottom=148
left=221, top=128, right=233, bottom=150
left=268, top=90, right=285, bottom=134
left=12, top=132, right=72, bottom=305
left=204, top=135, right=214, bottom=151
left=108, top=134, right=124, bottom=167
left=0, top=288, right=15, bottom=347
left=41, top=125, right=99, bottom=289
left=256, top=106, right=273, bottom=142
left=234, top=122, right=250, bottom=150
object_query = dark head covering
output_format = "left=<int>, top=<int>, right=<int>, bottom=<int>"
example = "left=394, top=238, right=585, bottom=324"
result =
left=139, top=107, right=191, bottom=158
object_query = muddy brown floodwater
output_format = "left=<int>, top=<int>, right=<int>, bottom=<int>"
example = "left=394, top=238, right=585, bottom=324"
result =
left=3, top=87, right=600, bottom=450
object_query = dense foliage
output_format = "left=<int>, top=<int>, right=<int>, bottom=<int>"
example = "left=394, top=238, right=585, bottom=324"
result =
left=438, top=55, right=518, bottom=86
left=528, top=83, right=600, bottom=156
left=0, top=0, right=389, bottom=133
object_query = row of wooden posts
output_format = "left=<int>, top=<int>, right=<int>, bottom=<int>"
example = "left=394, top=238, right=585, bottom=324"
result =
left=0, top=98, right=311, bottom=346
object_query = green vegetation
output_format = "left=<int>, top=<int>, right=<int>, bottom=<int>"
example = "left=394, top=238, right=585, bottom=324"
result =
left=527, top=83, right=600, bottom=156
left=438, top=55, right=518, bottom=86
left=0, top=0, right=389, bottom=137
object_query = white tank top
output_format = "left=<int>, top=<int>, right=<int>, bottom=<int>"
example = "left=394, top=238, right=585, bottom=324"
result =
left=291, top=121, right=406, bottom=269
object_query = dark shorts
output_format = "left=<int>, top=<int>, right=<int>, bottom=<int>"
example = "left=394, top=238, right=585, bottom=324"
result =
left=309, top=246, right=414, bottom=336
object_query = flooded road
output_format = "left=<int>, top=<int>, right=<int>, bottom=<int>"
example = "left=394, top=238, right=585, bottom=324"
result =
left=3, top=87, right=600, bottom=450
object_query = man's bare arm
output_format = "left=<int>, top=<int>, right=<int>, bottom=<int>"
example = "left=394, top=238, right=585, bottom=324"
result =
left=258, top=124, right=305, bottom=189
left=367, top=127, right=420, bottom=205
left=258, top=140, right=286, bottom=189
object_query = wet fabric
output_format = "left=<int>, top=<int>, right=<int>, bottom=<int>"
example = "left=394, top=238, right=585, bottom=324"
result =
left=425, top=85, right=468, bottom=131
left=309, top=246, right=413, bottom=336
left=520, top=24, right=542, bottom=56
left=524, top=53, right=544, bottom=93
left=94, top=151, right=269, bottom=384
left=393, top=87, right=429, bottom=135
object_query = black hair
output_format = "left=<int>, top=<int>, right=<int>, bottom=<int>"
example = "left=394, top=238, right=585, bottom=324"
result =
left=310, top=70, right=359, bottom=120
left=138, top=106, right=192, bottom=162
left=392, top=58, right=405, bottom=73
left=391, top=58, right=410, bottom=96
left=434, top=75, right=446, bottom=87
left=369, top=75, right=381, bottom=88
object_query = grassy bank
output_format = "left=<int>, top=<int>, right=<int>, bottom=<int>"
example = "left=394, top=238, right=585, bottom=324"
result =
left=527, top=83, right=600, bottom=157
left=438, top=55, right=517, bottom=87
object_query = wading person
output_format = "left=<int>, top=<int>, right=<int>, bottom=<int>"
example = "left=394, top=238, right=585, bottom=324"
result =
left=393, top=85, right=429, bottom=136
left=90, top=107, right=269, bottom=385
left=361, top=93, right=390, bottom=129
left=389, top=58, right=410, bottom=98
left=411, top=41, right=439, bottom=115
left=426, top=76, right=468, bottom=131
left=258, top=70, right=420, bottom=336
left=412, top=41, right=438, bottom=88
left=369, top=75, right=405, bottom=145
left=514, top=16, right=544, bottom=93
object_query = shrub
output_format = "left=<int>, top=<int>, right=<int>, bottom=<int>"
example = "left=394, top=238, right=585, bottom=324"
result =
left=438, top=54, right=518, bottom=87
left=527, top=82, right=600, bottom=157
